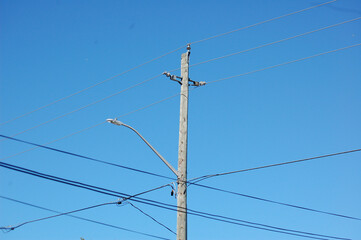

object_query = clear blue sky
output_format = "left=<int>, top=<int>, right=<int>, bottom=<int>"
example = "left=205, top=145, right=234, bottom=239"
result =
left=1, top=0, right=360, bottom=239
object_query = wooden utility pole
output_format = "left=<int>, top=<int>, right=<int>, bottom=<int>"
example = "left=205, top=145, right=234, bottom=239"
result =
left=163, top=44, right=205, bottom=240
left=176, top=46, right=190, bottom=240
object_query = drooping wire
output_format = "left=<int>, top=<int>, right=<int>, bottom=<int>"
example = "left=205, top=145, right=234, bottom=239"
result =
left=0, top=195, right=171, bottom=240
left=190, top=182, right=361, bottom=221
left=189, top=17, right=361, bottom=69
left=128, top=202, right=176, bottom=235
left=189, top=148, right=361, bottom=184
left=190, top=0, right=337, bottom=45
left=0, top=92, right=180, bottom=163
left=0, top=161, right=350, bottom=240
left=207, top=43, right=361, bottom=85
left=0, top=46, right=185, bottom=127
left=0, top=183, right=172, bottom=234
left=2, top=201, right=117, bottom=231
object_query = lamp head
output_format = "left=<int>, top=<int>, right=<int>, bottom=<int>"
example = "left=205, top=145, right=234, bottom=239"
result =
left=106, top=118, right=123, bottom=126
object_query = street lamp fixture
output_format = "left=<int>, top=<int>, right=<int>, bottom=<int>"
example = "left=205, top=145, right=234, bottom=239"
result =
left=106, top=118, right=178, bottom=177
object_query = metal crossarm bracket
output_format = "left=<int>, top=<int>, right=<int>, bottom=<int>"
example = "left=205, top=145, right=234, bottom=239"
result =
left=163, top=72, right=206, bottom=86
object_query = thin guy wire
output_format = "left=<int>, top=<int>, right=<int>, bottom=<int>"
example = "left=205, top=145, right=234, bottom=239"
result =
left=0, top=74, right=162, bottom=141
left=190, top=0, right=337, bottom=45
left=0, top=93, right=180, bottom=163
left=207, top=43, right=361, bottom=84
left=0, top=196, right=170, bottom=240
left=128, top=202, right=176, bottom=235
left=190, top=182, right=361, bottom=221
left=0, top=46, right=186, bottom=127
left=189, top=148, right=361, bottom=183
left=190, top=17, right=361, bottom=69
left=0, top=161, right=349, bottom=240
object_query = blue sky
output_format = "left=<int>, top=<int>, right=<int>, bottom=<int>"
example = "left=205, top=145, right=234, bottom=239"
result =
left=0, top=0, right=360, bottom=239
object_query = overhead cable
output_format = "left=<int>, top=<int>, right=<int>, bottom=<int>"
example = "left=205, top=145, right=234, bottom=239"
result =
left=0, top=183, right=172, bottom=236
left=0, top=92, right=180, bottom=163
left=0, top=195, right=170, bottom=240
left=189, top=17, right=361, bottom=69
left=207, top=43, right=361, bottom=84
left=189, top=148, right=361, bottom=183
left=128, top=202, right=176, bottom=235
left=0, top=134, right=174, bottom=180
left=2, top=133, right=359, bottom=222
left=190, top=182, right=361, bottom=221
left=0, top=74, right=162, bottom=141
left=0, top=0, right=338, bottom=127
left=190, top=0, right=337, bottom=45
left=0, top=161, right=349, bottom=240
left=0, top=46, right=185, bottom=127
left=2, top=201, right=117, bottom=231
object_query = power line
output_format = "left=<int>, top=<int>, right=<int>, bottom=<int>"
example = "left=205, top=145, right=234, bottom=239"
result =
left=0, top=195, right=170, bottom=240
left=190, top=0, right=337, bottom=45
left=3, top=134, right=360, bottom=223
left=189, top=148, right=361, bottom=183
left=0, top=196, right=170, bottom=240
left=207, top=43, right=361, bottom=84
left=0, top=134, right=174, bottom=180
left=0, top=0, right=338, bottom=128
left=190, top=182, right=361, bottom=222
left=189, top=17, right=361, bottom=69
left=0, top=92, right=180, bottom=163
left=0, top=74, right=162, bottom=142
left=0, top=46, right=185, bottom=127
left=0, top=184, right=173, bottom=237
left=4, top=42, right=358, bottom=164
left=128, top=202, right=176, bottom=235
left=0, top=161, right=350, bottom=240
left=2, top=201, right=117, bottom=231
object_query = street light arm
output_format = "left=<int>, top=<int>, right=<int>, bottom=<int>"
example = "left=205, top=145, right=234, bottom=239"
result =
left=107, top=119, right=179, bottom=177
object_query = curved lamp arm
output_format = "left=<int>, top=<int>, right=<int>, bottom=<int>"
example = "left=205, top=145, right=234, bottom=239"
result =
left=107, top=118, right=178, bottom=177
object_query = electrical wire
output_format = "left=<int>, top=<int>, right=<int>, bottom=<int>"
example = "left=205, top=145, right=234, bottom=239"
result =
left=207, top=43, right=361, bottom=85
left=0, top=74, right=162, bottom=142
left=0, top=0, right=338, bottom=128
left=0, top=46, right=185, bottom=127
left=0, top=92, right=180, bottom=163
left=3, top=134, right=360, bottom=222
left=128, top=202, right=176, bottom=235
left=0, top=183, right=173, bottom=237
left=0, top=134, right=174, bottom=180
left=190, top=0, right=337, bottom=45
left=0, top=196, right=171, bottom=240
left=2, top=201, right=117, bottom=231
left=3, top=133, right=359, bottom=223
left=189, top=17, right=361, bottom=69
left=190, top=182, right=361, bottom=221
left=189, top=148, right=361, bottom=183
left=0, top=161, right=350, bottom=240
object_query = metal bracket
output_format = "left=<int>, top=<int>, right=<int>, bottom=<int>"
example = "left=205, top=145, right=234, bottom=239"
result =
left=163, top=71, right=206, bottom=86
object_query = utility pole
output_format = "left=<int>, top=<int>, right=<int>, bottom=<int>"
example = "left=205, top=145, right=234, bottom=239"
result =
left=176, top=46, right=190, bottom=240
left=163, top=45, right=205, bottom=240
